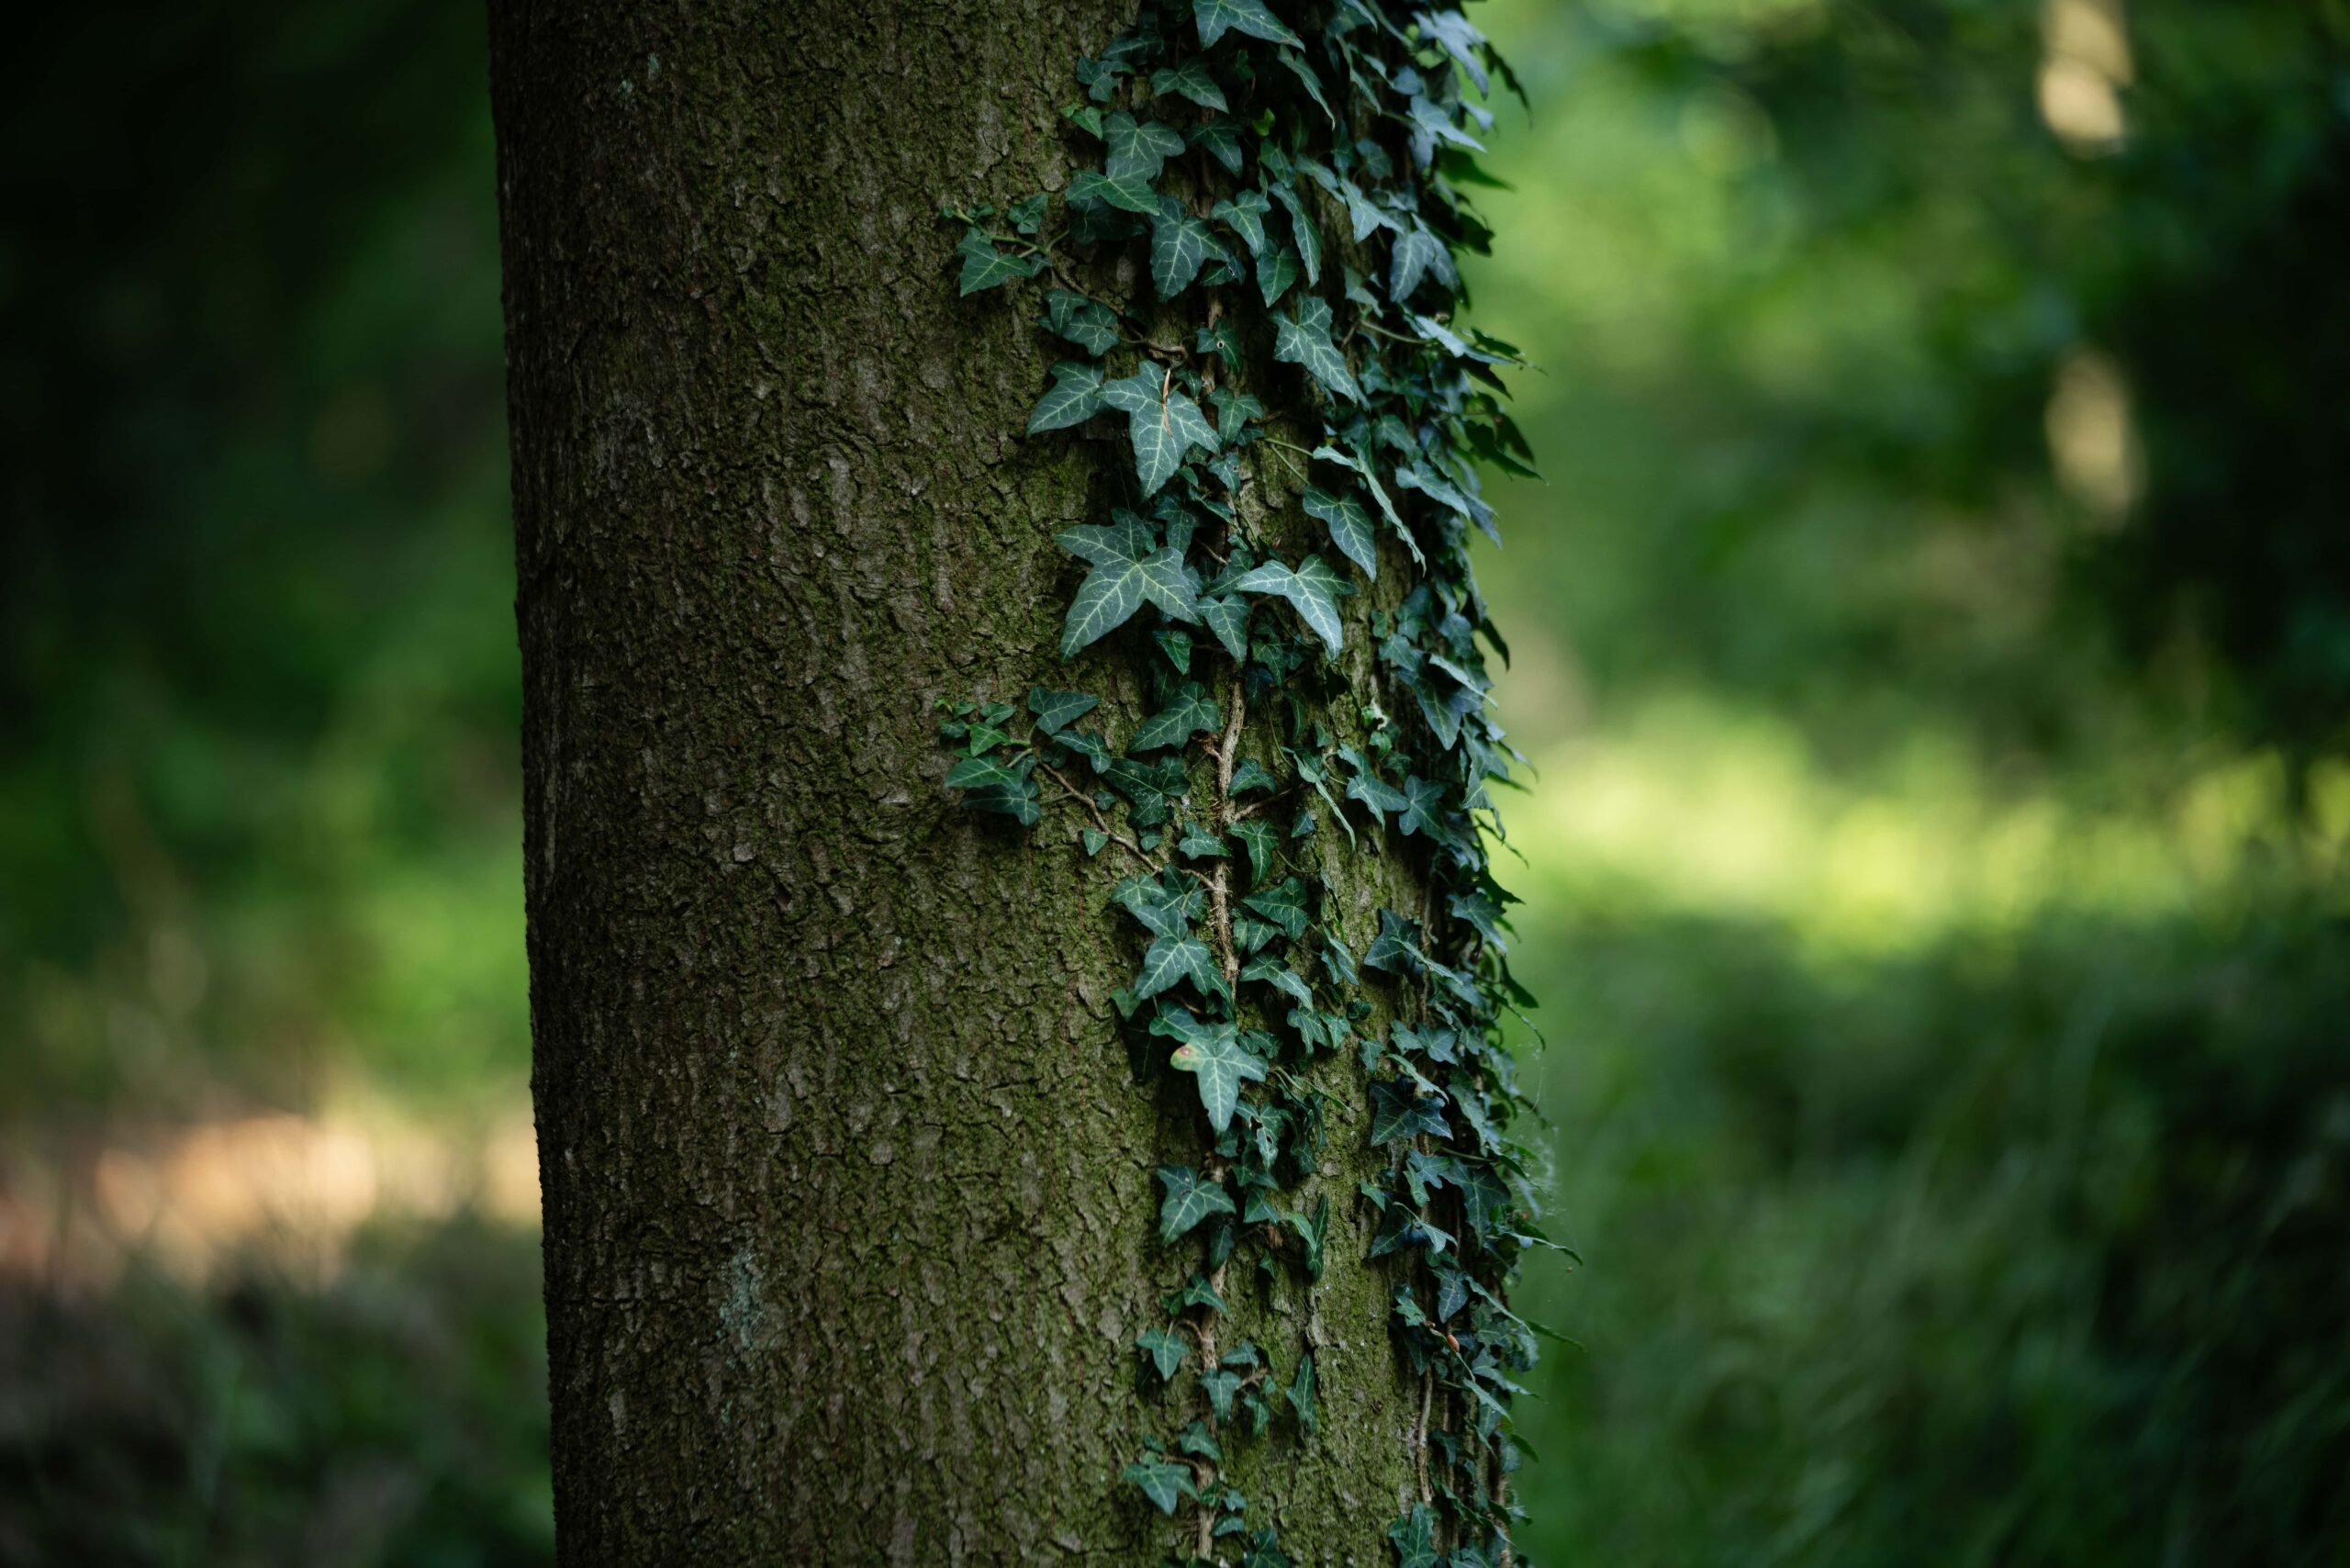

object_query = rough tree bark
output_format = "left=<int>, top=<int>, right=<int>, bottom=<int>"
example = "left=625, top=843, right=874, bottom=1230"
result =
left=490, top=5, right=1421, bottom=1561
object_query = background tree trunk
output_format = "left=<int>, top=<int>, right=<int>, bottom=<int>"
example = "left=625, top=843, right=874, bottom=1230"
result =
left=490, top=5, right=1419, bottom=1561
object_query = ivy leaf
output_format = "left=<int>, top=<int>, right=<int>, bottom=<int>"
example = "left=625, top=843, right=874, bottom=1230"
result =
left=1136, top=1324, right=1189, bottom=1382
left=1104, top=111, right=1187, bottom=184
left=1397, top=774, right=1457, bottom=843
left=1105, top=368, right=1219, bottom=495
left=1363, top=909, right=1422, bottom=972
left=1169, top=1024, right=1267, bottom=1132
left=1272, top=299, right=1362, bottom=404
left=1152, top=58, right=1230, bottom=111
left=1241, top=1528, right=1294, bottom=1568
left=1240, top=877, right=1309, bottom=939
left=1240, top=956, right=1314, bottom=1011
left=1137, top=932, right=1220, bottom=1001
left=1188, top=118, right=1245, bottom=174
left=1125, top=1457, right=1197, bottom=1516
left=1346, top=767, right=1409, bottom=819
left=1027, top=361, right=1104, bottom=434
left=956, top=230, right=1043, bottom=296
left=1229, top=819, right=1279, bottom=882
left=1114, top=874, right=1202, bottom=937
left=1193, top=0, right=1302, bottom=49
left=1028, top=687, right=1100, bottom=734
left=1132, top=683, right=1222, bottom=751
left=1158, top=1165, right=1236, bottom=1244
left=1334, top=177, right=1399, bottom=243
left=1057, top=518, right=1199, bottom=655
left=1268, top=182, right=1322, bottom=284
left=1285, top=1351, right=1317, bottom=1437
left=1389, top=1505, right=1438, bottom=1568
left=1199, top=593, right=1250, bottom=658
left=1253, top=245, right=1300, bottom=308
left=1304, top=486, right=1377, bottom=578
left=1200, top=1368, right=1244, bottom=1422
left=943, top=755, right=1041, bottom=825
left=1178, top=1418, right=1224, bottom=1462
left=1232, top=554, right=1349, bottom=654
left=1042, top=288, right=1121, bottom=355
left=1389, top=223, right=1446, bottom=304
left=1150, top=201, right=1225, bottom=298
left=1371, top=1079, right=1452, bottom=1145
left=1067, top=167, right=1159, bottom=215
left=1062, top=102, right=1105, bottom=139
left=1211, top=189, right=1271, bottom=257
left=1210, top=387, right=1264, bottom=445
left=1281, top=1195, right=1328, bottom=1281
left=1230, top=758, right=1276, bottom=795
left=1277, top=48, right=1335, bottom=124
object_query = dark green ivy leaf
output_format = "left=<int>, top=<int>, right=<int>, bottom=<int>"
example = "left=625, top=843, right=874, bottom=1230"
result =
left=1158, top=1165, right=1236, bottom=1244
left=1277, top=48, right=1334, bottom=124
left=1103, top=111, right=1187, bottom=184
left=1131, top=682, right=1220, bottom=751
left=1188, top=119, right=1244, bottom=175
left=1240, top=1528, right=1294, bottom=1568
left=1171, top=1025, right=1266, bottom=1133
left=1228, top=819, right=1279, bottom=881
left=1137, top=932, right=1220, bottom=1001
left=1346, top=766, right=1409, bottom=819
left=1102, top=368, right=1219, bottom=495
left=1371, top=1079, right=1452, bottom=1145
left=1042, top=288, right=1121, bottom=355
left=1200, top=1368, right=1244, bottom=1422
left=1199, top=593, right=1250, bottom=658
left=1211, top=189, right=1271, bottom=257
left=1272, top=297, right=1362, bottom=404
left=1231, top=554, right=1350, bottom=654
left=1115, top=873, right=1202, bottom=936
left=1125, top=1457, right=1196, bottom=1516
left=1240, top=877, right=1309, bottom=939
left=1255, top=244, right=1300, bottom=308
left=1150, top=200, right=1225, bottom=298
left=1389, top=223, right=1446, bottom=303
left=1057, top=518, right=1200, bottom=655
left=1268, top=181, right=1322, bottom=283
left=1028, top=687, right=1100, bottom=734
left=1304, top=486, right=1377, bottom=578
left=1389, top=1505, right=1438, bottom=1568
left=1027, top=361, right=1104, bottom=434
left=1362, top=908, right=1421, bottom=972
left=1285, top=1350, right=1317, bottom=1436
left=1193, top=0, right=1301, bottom=49
left=943, top=755, right=1041, bottom=826
left=1230, top=758, right=1275, bottom=795
left=1136, top=1324, right=1188, bottom=1382
left=1151, top=58, right=1230, bottom=111
left=956, top=229, right=1044, bottom=296
left=1067, top=167, right=1158, bottom=215
left=1178, top=1418, right=1224, bottom=1462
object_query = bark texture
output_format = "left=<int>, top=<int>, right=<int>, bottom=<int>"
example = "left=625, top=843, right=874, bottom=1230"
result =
left=490, top=5, right=1420, bottom=1561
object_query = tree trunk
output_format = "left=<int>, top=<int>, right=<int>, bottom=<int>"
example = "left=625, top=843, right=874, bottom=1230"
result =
left=490, top=5, right=1420, bottom=1562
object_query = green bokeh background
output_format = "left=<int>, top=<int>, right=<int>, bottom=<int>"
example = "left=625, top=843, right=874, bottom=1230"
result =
left=3, top=1, right=2344, bottom=1562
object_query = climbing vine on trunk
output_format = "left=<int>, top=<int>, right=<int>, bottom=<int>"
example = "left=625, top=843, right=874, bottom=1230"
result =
left=934, top=4, right=1553, bottom=1563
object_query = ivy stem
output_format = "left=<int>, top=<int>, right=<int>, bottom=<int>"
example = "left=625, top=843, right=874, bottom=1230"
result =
left=1415, top=1367, right=1436, bottom=1507
left=1207, top=682, right=1247, bottom=986
left=1036, top=762, right=1163, bottom=870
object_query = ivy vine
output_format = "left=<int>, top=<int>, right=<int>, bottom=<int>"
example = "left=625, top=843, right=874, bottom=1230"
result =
left=934, top=4, right=1553, bottom=1564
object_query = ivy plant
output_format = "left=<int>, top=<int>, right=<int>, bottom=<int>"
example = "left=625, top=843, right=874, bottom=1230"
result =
left=937, top=4, right=1553, bottom=1563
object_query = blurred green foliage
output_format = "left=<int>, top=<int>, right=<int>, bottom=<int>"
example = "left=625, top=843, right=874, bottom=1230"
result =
left=1, top=0, right=2344, bottom=1562
left=0, top=1220, right=552, bottom=1566
left=0, top=0, right=522, bottom=1121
